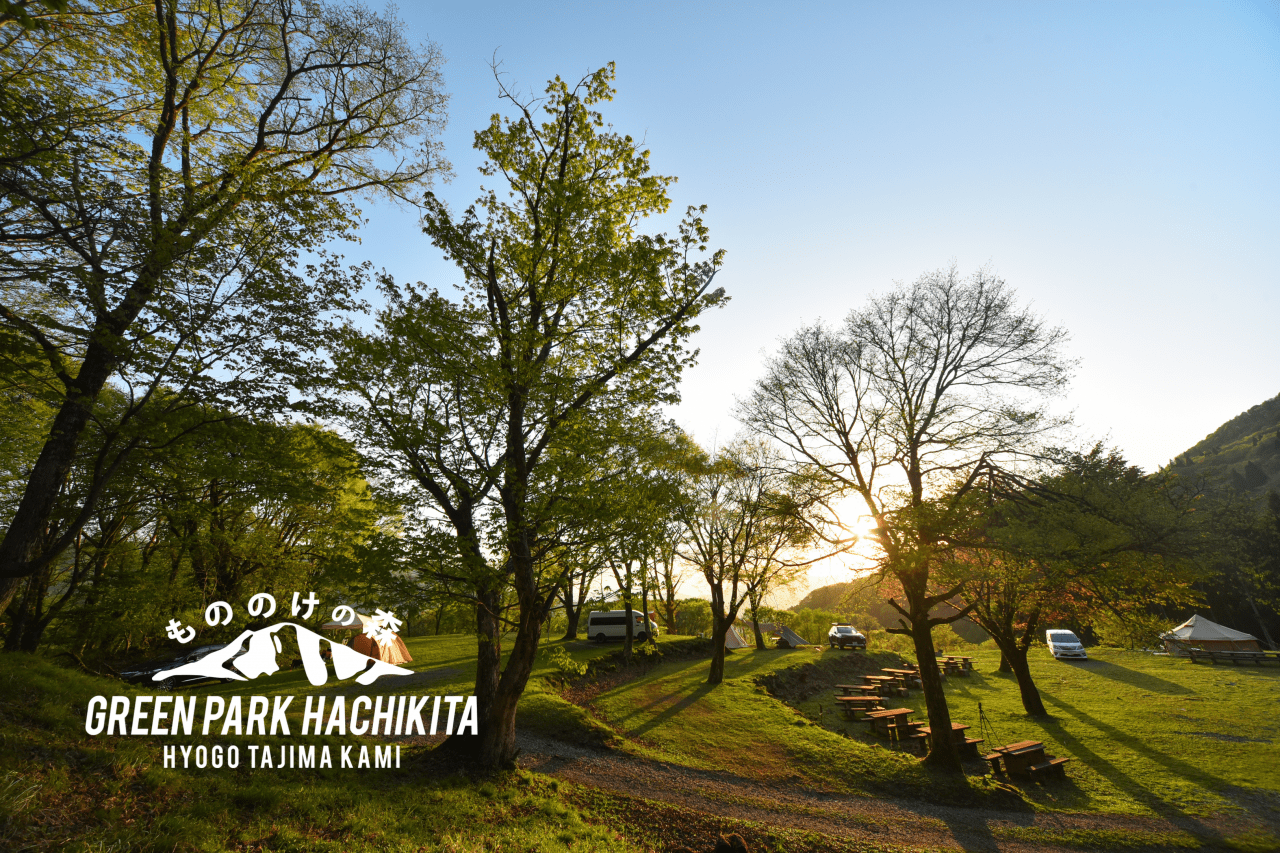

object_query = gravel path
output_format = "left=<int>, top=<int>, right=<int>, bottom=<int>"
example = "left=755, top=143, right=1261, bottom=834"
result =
left=517, top=733, right=1266, bottom=852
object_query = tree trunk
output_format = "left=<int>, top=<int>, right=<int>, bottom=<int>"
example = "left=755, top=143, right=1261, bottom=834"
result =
left=473, top=619, right=540, bottom=770
left=748, top=594, right=767, bottom=650
left=561, top=580, right=580, bottom=640
left=4, top=575, right=39, bottom=652
left=640, top=574, right=652, bottom=647
left=707, top=613, right=730, bottom=684
left=1246, top=592, right=1277, bottom=651
left=1005, top=642, right=1048, bottom=717
left=909, top=617, right=963, bottom=772
left=469, top=585, right=503, bottom=757
left=998, top=652, right=1012, bottom=673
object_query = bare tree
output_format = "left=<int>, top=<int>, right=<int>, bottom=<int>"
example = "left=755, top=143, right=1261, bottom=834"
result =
left=677, top=437, right=836, bottom=683
left=738, top=265, right=1071, bottom=772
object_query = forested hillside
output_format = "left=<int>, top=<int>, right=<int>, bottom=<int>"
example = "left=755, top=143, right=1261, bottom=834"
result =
left=1169, top=392, right=1280, bottom=500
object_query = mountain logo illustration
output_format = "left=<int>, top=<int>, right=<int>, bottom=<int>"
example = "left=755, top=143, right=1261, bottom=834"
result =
left=154, top=623, right=413, bottom=687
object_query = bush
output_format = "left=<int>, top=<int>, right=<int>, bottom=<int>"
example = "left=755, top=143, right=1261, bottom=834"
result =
left=673, top=599, right=712, bottom=636
left=1091, top=611, right=1166, bottom=649
left=865, top=623, right=975, bottom=656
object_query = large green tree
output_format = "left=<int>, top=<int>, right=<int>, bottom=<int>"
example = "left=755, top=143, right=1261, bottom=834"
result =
left=323, top=65, right=724, bottom=770
left=941, top=447, right=1204, bottom=716
left=0, top=0, right=447, bottom=612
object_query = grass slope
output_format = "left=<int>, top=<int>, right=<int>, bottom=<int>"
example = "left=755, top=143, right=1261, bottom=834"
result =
left=586, top=645, right=1279, bottom=849
left=1170, top=391, right=1280, bottom=499
left=5, top=635, right=1279, bottom=851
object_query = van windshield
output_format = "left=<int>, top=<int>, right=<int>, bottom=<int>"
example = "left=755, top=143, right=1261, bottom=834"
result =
left=1049, top=632, right=1079, bottom=642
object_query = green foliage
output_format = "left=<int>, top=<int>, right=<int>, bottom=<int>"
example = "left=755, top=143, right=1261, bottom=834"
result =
left=4, top=414, right=382, bottom=659
left=1172, top=392, right=1280, bottom=501
left=0, top=0, right=448, bottom=615
left=1091, top=610, right=1167, bottom=649
left=791, top=580, right=888, bottom=627
left=672, top=598, right=712, bottom=636
left=541, top=643, right=588, bottom=678
left=322, top=65, right=725, bottom=764
left=867, top=623, right=975, bottom=655
left=780, top=608, right=841, bottom=645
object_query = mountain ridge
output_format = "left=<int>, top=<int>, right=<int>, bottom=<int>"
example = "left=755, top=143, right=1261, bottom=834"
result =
left=1168, top=391, right=1280, bottom=499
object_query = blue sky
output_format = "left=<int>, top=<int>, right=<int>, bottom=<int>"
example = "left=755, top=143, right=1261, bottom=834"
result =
left=348, top=1, right=1279, bottom=477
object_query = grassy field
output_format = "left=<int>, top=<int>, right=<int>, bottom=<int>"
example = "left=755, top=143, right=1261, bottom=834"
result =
left=585, top=642, right=1280, bottom=851
left=2, top=634, right=1278, bottom=851
left=0, top=643, right=650, bottom=852
left=587, top=644, right=1280, bottom=813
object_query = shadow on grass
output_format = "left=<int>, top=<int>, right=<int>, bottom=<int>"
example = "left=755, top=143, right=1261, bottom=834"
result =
left=627, top=682, right=717, bottom=739
left=1067, top=659, right=1195, bottom=696
left=1042, top=692, right=1230, bottom=845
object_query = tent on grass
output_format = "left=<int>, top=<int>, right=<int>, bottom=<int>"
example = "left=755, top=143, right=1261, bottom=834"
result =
left=320, top=612, right=414, bottom=666
left=724, top=624, right=750, bottom=649
left=774, top=626, right=810, bottom=648
left=1160, top=614, right=1261, bottom=655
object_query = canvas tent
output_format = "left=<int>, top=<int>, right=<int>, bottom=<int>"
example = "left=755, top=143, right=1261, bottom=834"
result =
left=320, top=612, right=414, bottom=666
left=775, top=626, right=810, bottom=648
left=1160, top=614, right=1261, bottom=655
left=724, top=625, right=750, bottom=649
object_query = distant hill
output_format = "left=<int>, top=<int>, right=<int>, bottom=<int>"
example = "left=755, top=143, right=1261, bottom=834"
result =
left=1167, top=392, right=1280, bottom=500
left=792, top=581, right=989, bottom=643
left=791, top=582, right=855, bottom=612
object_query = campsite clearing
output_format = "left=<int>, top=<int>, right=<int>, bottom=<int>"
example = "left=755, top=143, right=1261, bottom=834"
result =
left=3, top=638, right=1278, bottom=851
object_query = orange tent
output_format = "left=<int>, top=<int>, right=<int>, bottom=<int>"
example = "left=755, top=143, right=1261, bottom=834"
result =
left=319, top=612, right=414, bottom=666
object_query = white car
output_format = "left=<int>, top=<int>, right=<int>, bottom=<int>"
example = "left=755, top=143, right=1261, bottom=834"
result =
left=587, top=610, right=659, bottom=643
left=1045, top=629, right=1088, bottom=660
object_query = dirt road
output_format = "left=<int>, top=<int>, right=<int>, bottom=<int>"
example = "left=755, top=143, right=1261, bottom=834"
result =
left=518, top=733, right=1270, bottom=852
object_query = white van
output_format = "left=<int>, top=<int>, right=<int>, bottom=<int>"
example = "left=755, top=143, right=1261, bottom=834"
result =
left=1045, top=629, right=1088, bottom=660
left=587, top=610, right=658, bottom=643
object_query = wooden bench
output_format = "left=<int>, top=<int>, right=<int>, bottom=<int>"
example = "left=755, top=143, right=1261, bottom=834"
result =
left=1029, top=757, right=1071, bottom=779
left=900, top=729, right=930, bottom=754
left=835, top=696, right=884, bottom=719
left=1188, top=649, right=1280, bottom=666
left=983, top=752, right=1004, bottom=773
left=835, top=683, right=880, bottom=696
left=960, top=737, right=984, bottom=758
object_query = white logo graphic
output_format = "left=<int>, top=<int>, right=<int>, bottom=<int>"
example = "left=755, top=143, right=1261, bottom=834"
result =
left=154, top=595, right=413, bottom=687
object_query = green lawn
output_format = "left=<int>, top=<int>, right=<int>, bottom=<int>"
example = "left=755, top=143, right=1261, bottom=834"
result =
left=3, top=636, right=1278, bottom=851
left=0, top=647, right=641, bottom=852
left=586, top=644, right=1279, bottom=847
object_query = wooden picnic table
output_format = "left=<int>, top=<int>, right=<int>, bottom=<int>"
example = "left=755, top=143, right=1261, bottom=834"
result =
left=835, top=683, right=881, bottom=696
left=919, top=723, right=970, bottom=740
left=993, top=741, right=1045, bottom=775
left=986, top=740, right=1072, bottom=778
left=834, top=695, right=884, bottom=719
left=882, top=668, right=923, bottom=687
left=863, top=707, right=916, bottom=738
left=919, top=723, right=983, bottom=757
left=863, top=674, right=908, bottom=693
left=937, top=658, right=969, bottom=677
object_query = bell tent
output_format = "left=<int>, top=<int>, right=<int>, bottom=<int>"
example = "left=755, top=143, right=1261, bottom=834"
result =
left=320, top=612, right=414, bottom=666
left=1160, top=614, right=1261, bottom=655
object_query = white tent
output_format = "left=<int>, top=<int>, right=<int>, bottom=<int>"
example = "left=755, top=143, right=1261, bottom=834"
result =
left=724, top=625, right=749, bottom=649
left=1160, top=614, right=1261, bottom=655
